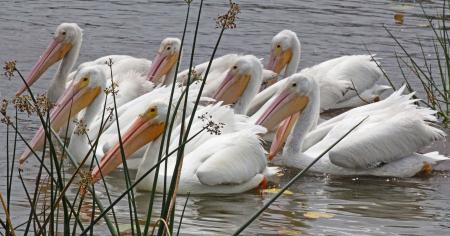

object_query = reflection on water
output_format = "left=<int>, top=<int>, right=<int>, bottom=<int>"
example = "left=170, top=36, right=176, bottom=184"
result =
left=1, top=0, right=450, bottom=235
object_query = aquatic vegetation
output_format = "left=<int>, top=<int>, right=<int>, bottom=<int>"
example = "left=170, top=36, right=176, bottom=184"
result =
left=383, top=0, right=450, bottom=127
left=1, top=1, right=446, bottom=236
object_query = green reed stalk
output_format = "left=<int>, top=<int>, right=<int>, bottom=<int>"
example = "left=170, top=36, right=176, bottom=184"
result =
left=5, top=121, right=9, bottom=206
left=12, top=67, right=114, bottom=235
left=158, top=1, right=205, bottom=234
left=48, top=127, right=118, bottom=235
left=142, top=2, right=192, bottom=235
left=23, top=129, right=47, bottom=235
left=363, top=45, right=396, bottom=90
left=232, top=116, right=368, bottom=235
left=5, top=123, right=10, bottom=236
left=14, top=67, right=74, bottom=235
left=86, top=92, right=121, bottom=233
left=10, top=110, right=19, bottom=207
left=5, top=120, right=9, bottom=226
left=71, top=190, right=85, bottom=236
left=106, top=60, right=141, bottom=236
left=17, top=171, right=43, bottom=232
left=79, top=127, right=206, bottom=235
left=176, top=192, right=190, bottom=236
left=383, top=6, right=450, bottom=126
left=48, top=113, right=55, bottom=234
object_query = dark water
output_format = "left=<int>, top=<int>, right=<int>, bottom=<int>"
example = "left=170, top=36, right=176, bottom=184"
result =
left=1, top=0, right=450, bottom=235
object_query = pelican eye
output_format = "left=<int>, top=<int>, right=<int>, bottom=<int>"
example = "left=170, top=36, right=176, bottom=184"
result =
left=276, top=44, right=281, bottom=48
left=83, top=77, right=89, bottom=82
left=167, top=46, right=171, bottom=50
left=292, top=83, right=297, bottom=87
left=62, top=31, right=66, bottom=36
left=150, top=108, right=156, bottom=112
left=233, top=65, right=238, bottom=70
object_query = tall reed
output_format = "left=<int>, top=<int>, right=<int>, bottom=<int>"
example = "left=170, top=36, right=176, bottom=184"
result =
left=0, top=1, right=362, bottom=235
left=382, top=0, right=450, bottom=126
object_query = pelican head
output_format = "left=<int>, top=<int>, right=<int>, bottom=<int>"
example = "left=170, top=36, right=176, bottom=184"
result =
left=266, top=30, right=301, bottom=82
left=213, top=55, right=263, bottom=112
left=16, top=23, right=83, bottom=96
left=18, top=66, right=105, bottom=165
left=260, top=69, right=278, bottom=91
left=91, top=101, right=168, bottom=181
left=256, top=73, right=314, bottom=159
left=146, top=37, right=181, bottom=84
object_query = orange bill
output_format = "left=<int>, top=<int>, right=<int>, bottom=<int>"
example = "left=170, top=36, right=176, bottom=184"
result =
left=18, top=80, right=100, bottom=167
left=91, top=116, right=165, bottom=182
left=16, top=37, right=72, bottom=96
left=212, top=71, right=251, bottom=105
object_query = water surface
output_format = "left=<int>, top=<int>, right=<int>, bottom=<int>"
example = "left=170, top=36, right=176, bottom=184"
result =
left=1, top=0, right=450, bottom=235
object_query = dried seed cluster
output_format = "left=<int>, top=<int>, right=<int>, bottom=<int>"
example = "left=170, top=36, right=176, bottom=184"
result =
left=12, top=95, right=35, bottom=116
left=106, top=58, right=114, bottom=67
left=3, top=60, right=16, bottom=79
left=216, top=1, right=240, bottom=29
left=198, top=112, right=225, bottom=135
left=190, top=68, right=202, bottom=82
left=79, top=170, right=93, bottom=194
left=0, top=99, right=11, bottom=125
left=35, top=93, right=52, bottom=114
left=73, top=118, right=89, bottom=136
left=104, top=81, right=119, bottom=95
left=105, top=107, right=115, bottom=121
left=12, top=93, right=51, bottom=116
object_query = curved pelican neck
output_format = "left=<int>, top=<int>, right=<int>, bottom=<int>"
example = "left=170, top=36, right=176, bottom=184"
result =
left=283, top=82, right=320, bottom=157
left=162, top=58, right=179, bottom=86
left=48, top=37, right=82, bottom=102
left=234, top=69, right=262, bottom=115
left=135, top=135, right=164, bottom=190
left=67, top=90, right=105, bottom=163
left=284, top=37, right=301, bottom=78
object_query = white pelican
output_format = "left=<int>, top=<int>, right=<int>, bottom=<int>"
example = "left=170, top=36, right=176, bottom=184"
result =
left=206, top=55, right=263, bottom=114
left=248, top=29, right=390, bottom=114
left=16, top=22, right=181, bottom=145
left=16, top=23, right=180, bottom=102
left=88, top=55, right=277, bottom=193
left=19, top=66, right=189, bottom=167
left=19, top=66, right=106, bottom=166
left=65, top=69, right=182, bottom=165
left=81, top=54, right=265, bottom=167
left=69, top=84, right=194, bottom=166
left=256, top=73, right=449, bottom=177
left=178, top=54, right=277, bottom=90
left=91, top=101, right=276, bottom=194
left=16, top=23, right=83, bottom=102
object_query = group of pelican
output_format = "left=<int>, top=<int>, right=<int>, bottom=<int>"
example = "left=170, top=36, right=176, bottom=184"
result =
left=16, top=23, right=449, bottom=195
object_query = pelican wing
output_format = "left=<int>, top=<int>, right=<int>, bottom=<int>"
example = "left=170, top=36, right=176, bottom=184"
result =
left=303, top=55, right=382, bottom=111
left=177, top=54, right=239, bottom=84
left=169, top=102, right=258, bottom=156
left=192, top=129, right=267, bottom=186
left=327, top=104, right=445, bottom=169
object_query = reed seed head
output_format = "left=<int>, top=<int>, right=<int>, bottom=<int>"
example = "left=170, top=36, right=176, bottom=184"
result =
left=0, top=99, right=11, bottom=125
left=79, top=170, right=93, bottom=195
left=190, top=68, right=203, bottom=82
left=73, top=118, right=89, bottom=136
left=216, top=1, right=240, bottom=29
left=12, top=95, right=35, bottom=116
left=35, top=93, right=52, bottom=114
left=199, top=112, right=225, bottom=135
left=104, top=81, right=119, bottom=95
left=3, top=60, right=16, bottom=80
